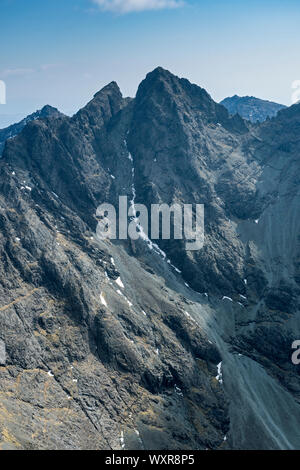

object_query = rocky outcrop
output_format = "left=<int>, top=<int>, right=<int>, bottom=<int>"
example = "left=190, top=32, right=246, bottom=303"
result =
left=0, top=105, right=62, bottom=156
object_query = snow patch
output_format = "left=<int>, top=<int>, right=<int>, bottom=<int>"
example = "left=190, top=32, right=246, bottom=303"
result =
left=222, top=296, right=233, bottom=302
left=174, top=384, right=183, bottom=397
left=216, top=362, right=223, bottom=384
left=100, top=292, right=108, bottom=307
left=184, top=311, right=195, bottom=323
left=120, top=431, right=125, bottom=449
left=115, top=277, right=124, bottom=289
left=125, top=139, right=183, bottom=275
left=172, top=265, right=182, bottom=274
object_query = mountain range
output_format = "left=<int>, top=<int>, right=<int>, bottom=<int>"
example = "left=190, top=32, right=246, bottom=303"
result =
left=220, top=95, right=286, bottom=122
left=0, top=67, right=299, bottom=450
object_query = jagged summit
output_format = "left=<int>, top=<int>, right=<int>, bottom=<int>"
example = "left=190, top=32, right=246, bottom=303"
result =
left=74, top=80, right=126, bottom=129
left=39, top=104, right=61, bottom=116
left=143, top=65, right=174, bottom=80
left=137, top=66, right=210, bottom=100
left=93, top=80, right=122, bottom=99
left=134, top=67, right=247, bottom=138
left=0, top=104, right=62, bottom=156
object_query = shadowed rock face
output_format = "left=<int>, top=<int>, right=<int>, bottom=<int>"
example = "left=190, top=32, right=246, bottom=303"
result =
left=0, top=105, right=62, bottom=156
left=0, top=67, right=299, bottom=450
left=220, top=95, right=286, bottom=123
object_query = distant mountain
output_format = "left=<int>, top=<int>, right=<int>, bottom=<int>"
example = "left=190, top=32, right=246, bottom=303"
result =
left=220, top=94, right=286, bottom=122
left=0, top=105, right=62, bottom=155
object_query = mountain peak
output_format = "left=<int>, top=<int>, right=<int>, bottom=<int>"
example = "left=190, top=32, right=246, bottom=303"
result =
left=74, top=80, right=125, bottom=128
left=93, top=81, right=122, bottom=99
left=39, top=104, right=61, bottom=116
left=133, top=67, right=247, bottom=134
left=146, top=66, right=173, bottom=79
left=137, top=66, right=203, bottom=100
left=140, top=66, right=183, bottom=88
left=0, top=104, right=63, bottom=156
left=220, top=95, right=286, bottom=122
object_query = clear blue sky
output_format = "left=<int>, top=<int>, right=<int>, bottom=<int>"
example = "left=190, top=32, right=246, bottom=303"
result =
left=1, top=0, right=300, bottom=126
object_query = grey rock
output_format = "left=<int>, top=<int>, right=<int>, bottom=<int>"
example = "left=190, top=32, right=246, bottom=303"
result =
left=0, top=340, right=5, bottom=365
left=220, top=94, right=286, bottom=123
left=0, top=67, right=299, bottom=450
left=0, top=105, right=62, bottom=156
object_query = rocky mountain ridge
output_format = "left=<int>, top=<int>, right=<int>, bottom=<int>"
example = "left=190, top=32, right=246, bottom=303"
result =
left=220, top=94, right=286, bottom=123
left=0, top=67, right=299, bottom=450
left=0, top=105, right=62, bottom=156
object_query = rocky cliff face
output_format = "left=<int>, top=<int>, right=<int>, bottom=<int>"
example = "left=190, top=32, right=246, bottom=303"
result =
left=0, top=68, right=299, bottom=450
left=0, top=105, right=62, bottom=156
left=220, top=95, right=286, bottom=123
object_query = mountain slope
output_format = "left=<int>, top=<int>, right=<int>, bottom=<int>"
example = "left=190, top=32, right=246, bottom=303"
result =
left=0, top=68, right=299, bottom=450
left=220, top=95, right=286, bottom=122
left=0, top=105, right=62, bottom=156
